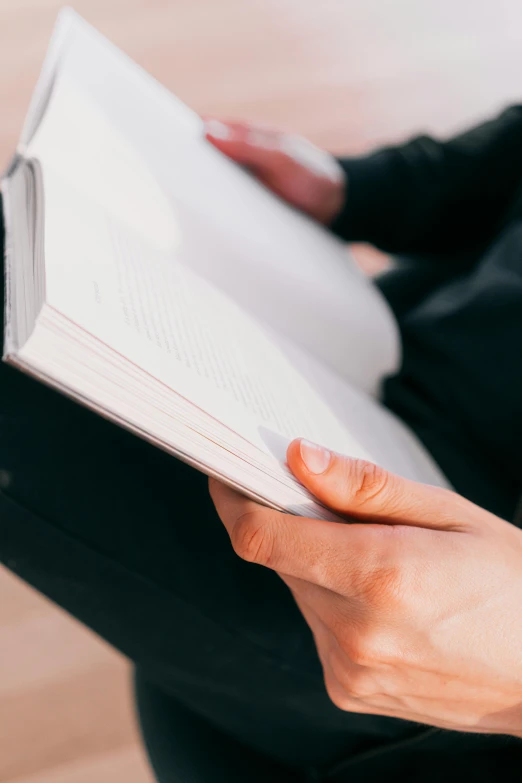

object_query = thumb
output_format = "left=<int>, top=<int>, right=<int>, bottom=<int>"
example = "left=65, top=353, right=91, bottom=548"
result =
left=287, top=439, right=474, bottom=530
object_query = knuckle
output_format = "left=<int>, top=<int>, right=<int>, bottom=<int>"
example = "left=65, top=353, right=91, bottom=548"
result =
left=349, top=460, right=393, bottom=509
left=357, top=563, right=404, bottom=607
left=343, top=669, right=376, bottom=700
left=345, top=547, right=405, bottom=609
left=323, top=672, right=351, bottom=711
left=328, top=643, right=374, bottom=698
left=231, top=511, right=274, bottom=565
left=343, top=636, right=377, bottom=668
left=339, top=628, right=397, bottom=668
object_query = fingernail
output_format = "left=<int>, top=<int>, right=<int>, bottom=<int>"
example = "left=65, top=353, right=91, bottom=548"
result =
left=299, top=439, right=331, bottom=474
left=205, top=119, right=230, bottom=140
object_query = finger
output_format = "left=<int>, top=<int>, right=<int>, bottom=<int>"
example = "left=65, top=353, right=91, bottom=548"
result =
left=209, top=478, right=388, bottom=591
left=205, top=118, right=287, bottom=170
left=294, top=603, right=400, bottom=718
left=286, top=439, right=482, bottom=530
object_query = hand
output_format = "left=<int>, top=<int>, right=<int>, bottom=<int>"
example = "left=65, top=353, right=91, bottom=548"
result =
left=205, top=119, right=346, bottom=225
left=210, top=439, right=522, bottom=737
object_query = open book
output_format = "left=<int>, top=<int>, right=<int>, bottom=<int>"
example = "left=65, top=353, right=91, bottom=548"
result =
left=2, top=9, right=449, bottom=521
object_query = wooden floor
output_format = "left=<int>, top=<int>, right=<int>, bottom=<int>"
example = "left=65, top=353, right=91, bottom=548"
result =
left=2, top=1, right=522, bottom=781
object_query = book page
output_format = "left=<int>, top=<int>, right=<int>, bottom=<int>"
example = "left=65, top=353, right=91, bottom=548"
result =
left=34, top=161, right=447, bottom=488
left=37, top=165, right=371, bottom=458
left=26, top=10, right=399, bottom=397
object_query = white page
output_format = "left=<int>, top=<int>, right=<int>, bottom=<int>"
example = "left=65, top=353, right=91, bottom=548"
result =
left=28, top=156, right=447, bottom=489
left=36, top=163, right=370, bottom=458
left=25, top=9, right=400, bottom=397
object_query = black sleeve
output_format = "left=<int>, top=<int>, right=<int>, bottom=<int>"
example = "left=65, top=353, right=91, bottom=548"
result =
left=330, top=106, right=522, bottom=254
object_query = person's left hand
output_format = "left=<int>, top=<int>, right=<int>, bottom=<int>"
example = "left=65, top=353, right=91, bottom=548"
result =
left=204, top=119, right=345, bottom=225
left=210, top=438, right=522, bottom=737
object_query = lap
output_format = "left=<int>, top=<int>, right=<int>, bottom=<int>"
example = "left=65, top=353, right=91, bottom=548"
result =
left=0, top=360, right=417, bottom=767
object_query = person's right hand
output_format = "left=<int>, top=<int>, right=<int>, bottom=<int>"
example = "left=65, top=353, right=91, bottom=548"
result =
left=212, top=441, right=522, bottom=738
left=205, top=119, right=346, bottom=226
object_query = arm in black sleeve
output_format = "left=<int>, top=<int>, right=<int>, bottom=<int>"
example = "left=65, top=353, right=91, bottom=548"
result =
left=330, top=106, right=522, bottom=255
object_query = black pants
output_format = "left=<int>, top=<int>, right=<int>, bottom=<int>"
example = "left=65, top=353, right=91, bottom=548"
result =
left=1, top=236, right=521, bottom=779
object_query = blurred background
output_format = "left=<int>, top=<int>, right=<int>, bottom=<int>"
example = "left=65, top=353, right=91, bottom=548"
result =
left=1, top=1, right=522, bottom=781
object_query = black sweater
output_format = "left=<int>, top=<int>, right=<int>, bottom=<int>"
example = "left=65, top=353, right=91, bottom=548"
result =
left=331, top=108, right=522, bottom=522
